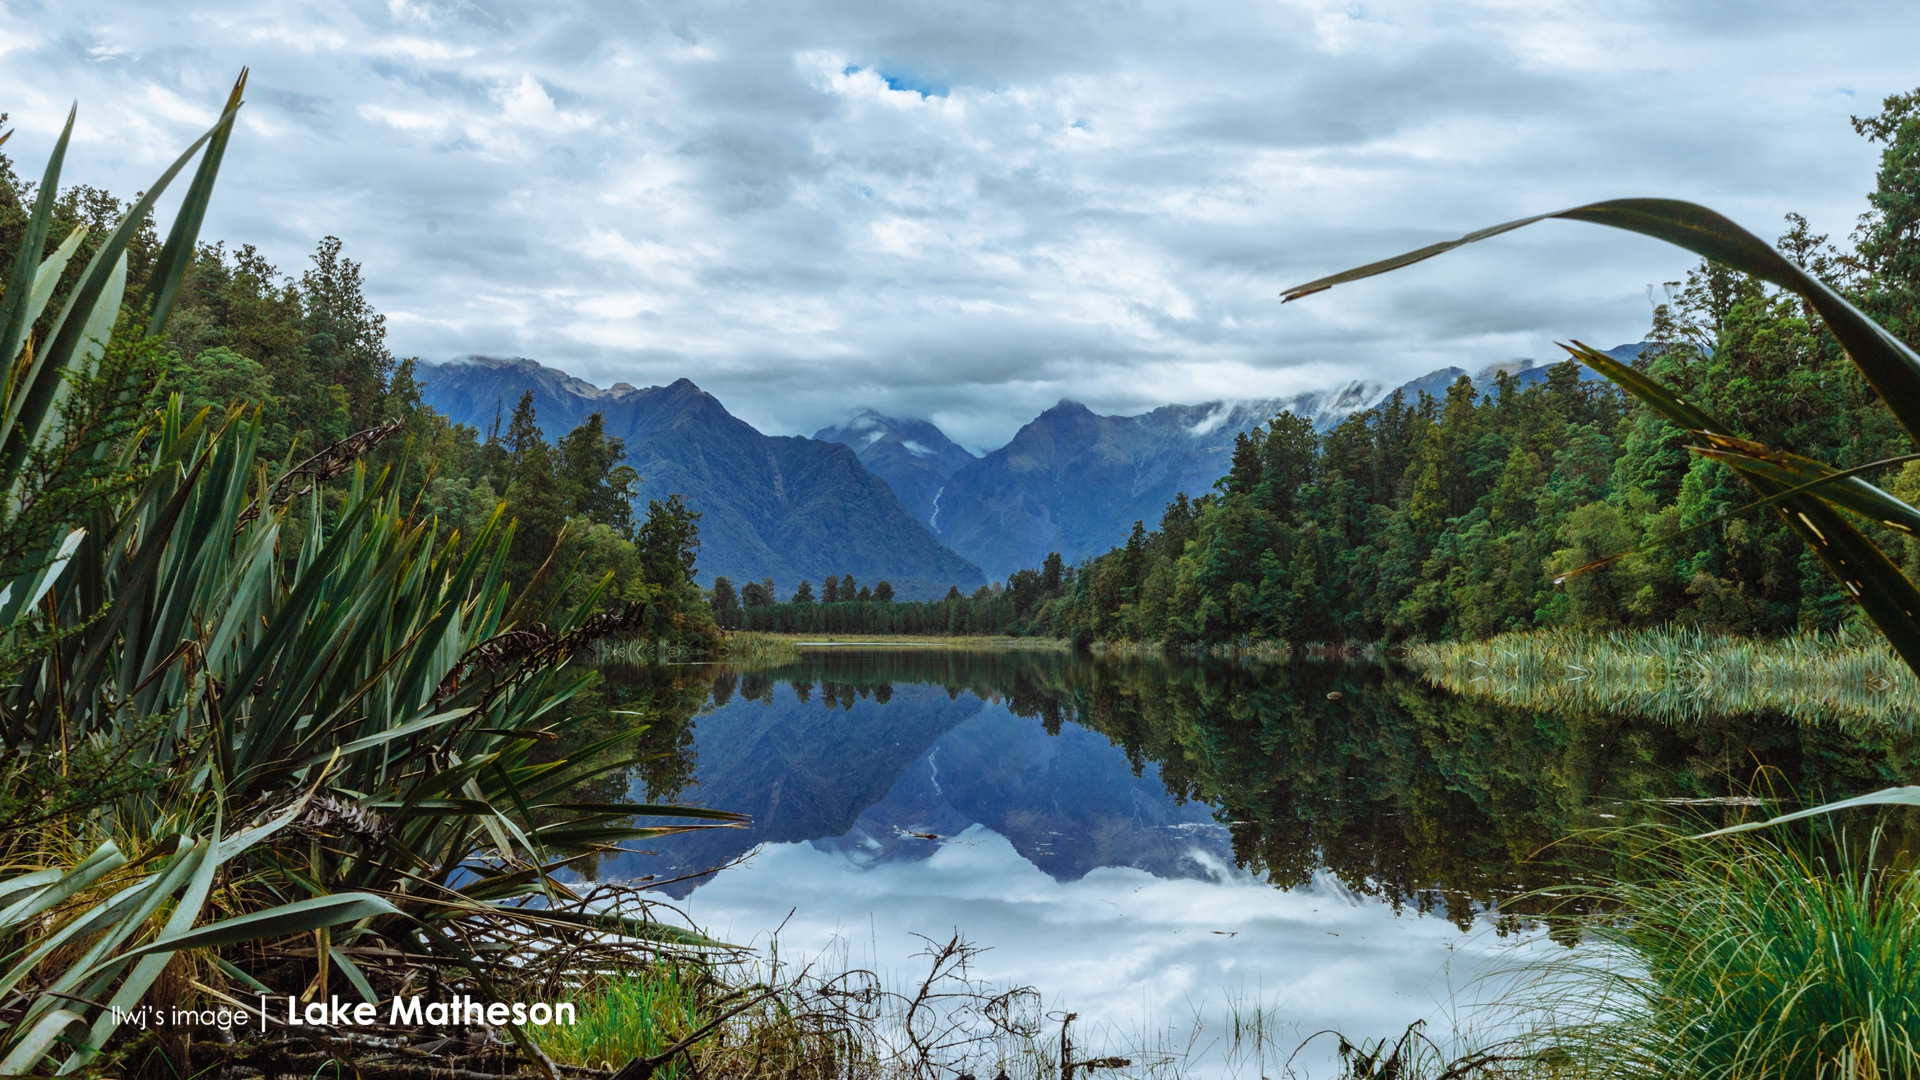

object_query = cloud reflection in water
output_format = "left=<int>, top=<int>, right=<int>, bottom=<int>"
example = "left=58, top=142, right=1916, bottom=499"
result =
left=682, top=824, right=1545, bottom=1077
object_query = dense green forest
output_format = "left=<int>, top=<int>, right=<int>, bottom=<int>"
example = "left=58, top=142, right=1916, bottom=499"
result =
left=719, top=559, right=1052, bottom=634
left=0, top=138, right=717, bottom=647
left=1048, top=91, right=1920, bottom=647
left=735, top=91, right=1920, bottom=649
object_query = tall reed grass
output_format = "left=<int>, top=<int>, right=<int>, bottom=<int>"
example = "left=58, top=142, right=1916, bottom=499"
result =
left=1515, top=827, right=1920, bottom=1080
left=718, top=631, right=804, bottom=663
left=533, top=964, right=706, bottom=1075
left=1405, top=624, right=1920, bottom=728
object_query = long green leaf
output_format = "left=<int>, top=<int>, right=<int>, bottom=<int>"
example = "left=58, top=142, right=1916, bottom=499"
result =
left=16, top=226, right=88, bottom=357
left=109, top=893, right=399, bottom=961
left=0, top=106, right=74, bottom=371
left=329, top=945, right=379, bottom=1005
left=1282, top=198, right=1920, bottom=443
left=140, top=69, right=247, bottom=336
left=0, top=1009, right=82, bottom=1076
left=285, top=707, right=473, bottom=769
left=1691, top=443, right=1920, bottom=535
left=534, top=802, right=749, bottom=821
left=1694, top=786, right=1920, bottom=838
left=0, top=842, right=125, bottom=931
left=0, top=877, right=162, bottom=1003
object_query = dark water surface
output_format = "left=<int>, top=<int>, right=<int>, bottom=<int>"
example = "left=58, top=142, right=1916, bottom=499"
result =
left=581, top=650, right=1920, bottom=1074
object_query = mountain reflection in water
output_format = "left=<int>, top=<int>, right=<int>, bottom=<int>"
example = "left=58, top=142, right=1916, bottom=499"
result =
left=588, top=649, right=1920, bottom=922
left=572, top=651, right=1920, bottom=1076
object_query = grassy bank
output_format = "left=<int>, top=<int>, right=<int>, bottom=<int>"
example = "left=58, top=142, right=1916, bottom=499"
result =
left=1404, top=624, right=1920, bottom=728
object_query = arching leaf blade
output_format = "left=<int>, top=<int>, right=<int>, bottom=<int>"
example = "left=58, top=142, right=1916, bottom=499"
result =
left=1562, top=339, right=1730, bottom=435
left=0, top=105, right=74, bottom=370
left=1695, top=786, right=1920, bottom=838
left=109, top=893, right=399, bottom=961
left=1284, top=198, right=1920, bottom=443
left=140, top=68, right=247, bottom=336
left=1693, top=444, right=1920, bottom=536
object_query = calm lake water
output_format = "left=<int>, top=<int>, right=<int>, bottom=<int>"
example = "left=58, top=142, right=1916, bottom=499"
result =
left=583, top=649, right=1920, bottom=1077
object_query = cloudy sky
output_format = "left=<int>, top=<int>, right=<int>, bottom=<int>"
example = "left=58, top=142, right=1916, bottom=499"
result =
left=2, top=1, right=1916, bottom=449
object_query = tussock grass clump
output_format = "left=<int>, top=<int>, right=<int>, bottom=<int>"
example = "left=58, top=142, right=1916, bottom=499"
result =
left=1406, top=624, right=1920, bottom=727
left=1527, top=828, right=1920, bottom=1080
left=718, top=631, right=804, bottom=662
left=533, top=965, right=704, bottom=1073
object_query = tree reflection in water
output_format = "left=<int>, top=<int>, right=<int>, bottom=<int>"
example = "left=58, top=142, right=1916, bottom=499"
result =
left=587, top=650, right=1920, bottom=928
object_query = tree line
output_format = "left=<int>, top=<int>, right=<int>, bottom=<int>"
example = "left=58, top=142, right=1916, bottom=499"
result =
left=711, top=552, right=1073, bottom=635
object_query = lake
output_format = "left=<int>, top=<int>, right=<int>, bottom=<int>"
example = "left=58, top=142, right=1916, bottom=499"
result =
left=582, top=649, right=1920, bottom=1076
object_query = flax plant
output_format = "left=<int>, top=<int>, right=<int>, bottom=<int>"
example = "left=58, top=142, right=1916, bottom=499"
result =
left=0, top=84, right=742, bottom=1074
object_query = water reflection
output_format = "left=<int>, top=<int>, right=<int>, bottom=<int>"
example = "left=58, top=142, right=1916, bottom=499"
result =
left=588, top=650, right=1920, bottom=922
left=571, top=651, right=1920, bottom=1075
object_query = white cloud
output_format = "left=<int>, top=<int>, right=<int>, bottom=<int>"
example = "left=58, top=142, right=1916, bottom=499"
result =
left=0, top=0, right=1913, bottom=447
left=357, top=103, right=443, bottom=131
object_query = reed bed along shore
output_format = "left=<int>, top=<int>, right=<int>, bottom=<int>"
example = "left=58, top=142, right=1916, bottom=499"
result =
left=720, top=630, right=806, bottom=662
left=1405, top=624, right=1920, bottom=728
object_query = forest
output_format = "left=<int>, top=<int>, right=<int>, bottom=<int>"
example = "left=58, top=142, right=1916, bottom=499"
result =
left=25, top=89, right=1920, bottom=658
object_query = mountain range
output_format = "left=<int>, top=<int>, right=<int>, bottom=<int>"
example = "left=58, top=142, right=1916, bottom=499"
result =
left=416, top=358, right=985, bottom=600
left=416, top=347, right=1642, bottom=594
left=915, top=384, right=1380, bottom=581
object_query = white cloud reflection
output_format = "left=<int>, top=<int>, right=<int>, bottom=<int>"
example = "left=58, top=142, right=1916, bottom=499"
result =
left=681, top=828, right=1555, bottom=1077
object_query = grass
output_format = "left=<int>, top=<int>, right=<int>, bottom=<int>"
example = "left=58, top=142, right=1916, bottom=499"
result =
left=1404, top=623, right=1920, bottom=727
left=1511, top=826, right=1920, bottom=1080
left=719, top=631, right=805, bottom=662
left=533, top=964, right=705, bottom=1074
left=531, top=961, right=860, bottom=1079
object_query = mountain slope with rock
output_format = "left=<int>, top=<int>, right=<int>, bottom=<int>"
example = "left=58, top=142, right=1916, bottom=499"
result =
left=814, top=411, right=979, bottom=524
left=925, top=382, right=1379, bottom=580
left=417, top=357, right=985, bottom=599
